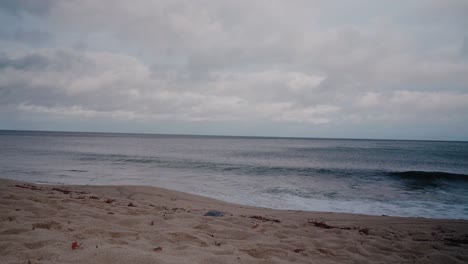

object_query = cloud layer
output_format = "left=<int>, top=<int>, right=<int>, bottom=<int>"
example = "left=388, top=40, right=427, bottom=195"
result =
left=0, top=0, right=467, bottom=139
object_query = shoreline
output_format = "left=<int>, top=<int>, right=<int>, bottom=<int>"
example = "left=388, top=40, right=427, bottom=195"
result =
left=17, top=178, right=468, bottom=221
left=20, top=177, right=468, bottom=220
left=1, top=178, right=467, bottom=263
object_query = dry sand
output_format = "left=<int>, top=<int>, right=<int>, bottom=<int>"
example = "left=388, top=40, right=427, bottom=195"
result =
left=0, top=178, right=467, bottom=264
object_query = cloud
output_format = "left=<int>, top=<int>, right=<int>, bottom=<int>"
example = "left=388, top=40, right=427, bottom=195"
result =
left=0, top=49, right=341, bottom=124
left=353, top=91, right=468, bottom=122
left=0, top=29, right=51, bottom=45
left=461, top=36, right=468, bottom=59
left=0, top=0, right=55, bottom=16
left=0, top=0, right=467, bottom=139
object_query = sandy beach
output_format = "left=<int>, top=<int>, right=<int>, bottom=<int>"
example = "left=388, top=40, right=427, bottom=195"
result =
left=0, top=178, right=467, bottom=264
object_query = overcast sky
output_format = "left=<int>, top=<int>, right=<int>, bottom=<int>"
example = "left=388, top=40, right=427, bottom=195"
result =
left=0, top=0, right=467, bottom=140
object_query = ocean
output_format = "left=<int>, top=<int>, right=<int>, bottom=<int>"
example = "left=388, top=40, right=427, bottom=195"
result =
left=1, top=130, right=467, bottom=219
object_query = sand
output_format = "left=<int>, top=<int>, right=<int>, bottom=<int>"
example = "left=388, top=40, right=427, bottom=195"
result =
left=0, top=178, right=467, bottom=264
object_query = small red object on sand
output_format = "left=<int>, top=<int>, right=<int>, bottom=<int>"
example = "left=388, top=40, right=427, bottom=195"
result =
left=71, top=241, right=82, bottom=250
left=252, top=224, right=259, bottom=229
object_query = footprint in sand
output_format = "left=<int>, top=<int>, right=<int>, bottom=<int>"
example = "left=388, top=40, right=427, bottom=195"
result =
left=167, top=232, right=209, bottom=247
left=32, top=221, right=61, bottom=230
left=0, top=228, right=30, bottom=235
left=241, top=248, right=288, bottom=259
left=108, top=231, right=140, bottom=240
left=213, top=229, right=255, bottom=240
left=23, top=239, right=55, bottom=250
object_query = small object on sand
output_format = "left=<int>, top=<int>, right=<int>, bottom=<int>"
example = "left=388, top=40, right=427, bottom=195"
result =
left=250, top=215, right=281, bottom=223
left=294, top=248, right=305, bottom=253
left=252, top=224, right=260, bottom=229
left=71, top=241, right=82, bottom=250
left=444, top=236, right=468, bottom=246
left=15, top=184, right=42, bottom=191
left=215, top=241, right=221, bottom=246
left=32, top=221, right=60, bottom=230
left=172, top=207, right=186, bottom=212
left=308, top=219, right=334, bottom=229
left=105, top=199, right=115, bottom=204
left=128, top=202, right=136, bottom=207
left=53, top=188, right=71, bottom=194
left=359, top=228, right=370, bottom=235
left=204, top=210, right=224, bottom=217
left=153, top=247, right=162, bottom=252
left=150, top=221, right=154, bottom=226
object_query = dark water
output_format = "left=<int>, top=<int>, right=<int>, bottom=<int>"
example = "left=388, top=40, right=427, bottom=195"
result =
left=1, top=130, right=467, bottom=219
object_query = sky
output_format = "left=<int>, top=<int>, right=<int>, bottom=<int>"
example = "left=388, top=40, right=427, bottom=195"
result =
left=0, top=0, right=467, bottom=140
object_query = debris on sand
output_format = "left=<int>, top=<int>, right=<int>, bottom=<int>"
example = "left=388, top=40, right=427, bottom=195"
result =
left=32, top=221, right=61, bottom=230
left=308, top=219, right=370, bottom=234
left=249, top=215, right=281, bottom=223
left=308, top=220, right=334, bottom=229
left=52, top=188, right=72, bottom=194
left=15, top=184, right=42, bottom=191
left=153, top=247, right=162, bottom=252
left=204, top=210, right=224, bottom=217
left=71, top=241, right=82, bottom=250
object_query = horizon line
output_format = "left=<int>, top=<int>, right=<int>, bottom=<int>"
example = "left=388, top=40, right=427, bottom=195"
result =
left=0, top=129, right=466, bottom=143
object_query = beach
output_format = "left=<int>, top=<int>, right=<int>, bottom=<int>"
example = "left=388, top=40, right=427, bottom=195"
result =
left=1, top=178, right=467, bottom=264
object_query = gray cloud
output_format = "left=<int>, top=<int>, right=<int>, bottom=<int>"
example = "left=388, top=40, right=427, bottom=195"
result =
left=0, top=0, right=467, bottom=139
left=0, top=52, right=51, bottom=70
left=0, top=29, right=51, bottom=45
left=0, top=0, right=55, bottom=16
left=461, top=36, right=468, bottom=59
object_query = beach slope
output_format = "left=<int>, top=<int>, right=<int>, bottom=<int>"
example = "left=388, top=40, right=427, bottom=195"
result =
left=0, top=178, right=467, bottom=264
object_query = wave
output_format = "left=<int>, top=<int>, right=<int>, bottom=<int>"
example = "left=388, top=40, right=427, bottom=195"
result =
left=75, top=151, right=365, bottom=176
left=389, top=171, right=468, bottom=190
left=74, top=152, right=468, bottom=185
left=390, top=171, right=468, bottom=182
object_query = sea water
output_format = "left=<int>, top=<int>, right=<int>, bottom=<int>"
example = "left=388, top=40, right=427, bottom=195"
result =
left=1, top=130, right=467, bottom=219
